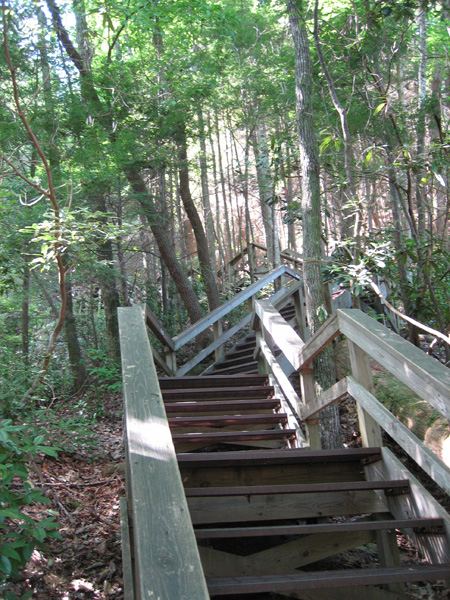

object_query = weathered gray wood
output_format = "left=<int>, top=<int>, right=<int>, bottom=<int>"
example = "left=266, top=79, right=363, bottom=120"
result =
left=299, top=367, right=321, bottom=449
left=173, top=265, right=289, bottom=349
left=338, top=309, right=450, bottom=420
left=144, top=304, right=175, bottom=351
left=188, top=490, right=386, bottom=524
left=118, top=305, right=209, bottom=600
left=347, top=376, right=450, bottom=495
left=176, top=313, right=252, bottom=376
left=297, top=312, right=340, bottom=368
left=120, top=497, right=135, bottom=600
left=255, top=337, right=303, bottom=418
left=151, top=347, right=173, bottom=376
left=254, top=300, right=305, bottom=370
left=348, top=341, right=383, bottom=448
left=301, top=378, right=348, bottom=420
left=364, top=447, right=450, bottom=564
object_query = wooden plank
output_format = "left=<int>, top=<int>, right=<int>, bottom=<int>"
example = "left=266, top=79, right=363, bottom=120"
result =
left=184, top=479, right=410, bottom=497
left=161, top=385, right=273, bottom=400
left=118, top=305, right=209, bottom=600
left=159, top=373, right=268, bottom=389
left=200, top=531, right=374, bottom=577
left=176, top=313, right=253, bottom=376
left=297, top=312, right=340, bottom=368
left=119, top=498, right=135, bottom=600
left=337, top=309, right=450, bottom=420
left=348, top=376, right=450, bottom=496
left=168, top=414, right=287, bottom=428
left=181, top=461, right=366, bottom=489
left=172, top=429, right=297, bottom=445
left=348, top=341, right=383, bottom=448
left=301, top=378, right=348, bottom=420
left=144, top=304, right=175, bottom=351
left=177, top=447, right=382, bottom=467
left=164, top=398, right=280, bottom=414
left=151, top=347, right=173, bottom=376
left=173, top=265, right=289, bottom=349
left=194, top=518, right=444, bottom=539
left=206, top=565, right=450, bottom=595
left=188, top=490, right=387, bottom=524
left=282, top=586, right=409, bottom=600
left=364, top=447, right=450, bottom=564
left=255, top=337, right=303, bottom=418
left=254, top=300, right=305, bottom=370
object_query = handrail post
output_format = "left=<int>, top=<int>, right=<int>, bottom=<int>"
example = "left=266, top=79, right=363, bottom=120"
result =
left=165, top=348, right=177, bottom=373
left=293, top=287, right=309, bottom=341
left=213, top=319, right=224, bottom=361
left=299, top=365, right=321, bottom=450
left=347, top=340, right=383, bottom=448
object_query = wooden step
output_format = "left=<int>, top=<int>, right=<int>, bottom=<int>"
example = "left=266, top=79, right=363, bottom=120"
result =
left=168, top=414, right=288, bottom=428
left=158, top=374, right=269, bottom=389
left=172, top=429, right=297, bottom=446
left=206, top=565, right=450, bottom=595
left=208, top=362, right=259, bottom=375
left=161, top=385, right=273, bottom=401
left=213, top=355, right=260, bottom=370
left=194, top=517, right=445, bottom=539
left=177, top=447, right=382, bottom=467
left=165, top=398, right=281, bottom=414
left=185, top=479, right=410, bottom=497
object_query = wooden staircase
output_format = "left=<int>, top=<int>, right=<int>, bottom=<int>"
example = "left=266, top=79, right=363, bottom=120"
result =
left=118, top=297, right=450, bottom=600
left=157, top=374, right=449, bottom=599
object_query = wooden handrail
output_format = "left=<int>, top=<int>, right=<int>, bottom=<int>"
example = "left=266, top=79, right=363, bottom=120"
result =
left=172, top=265, right=301, bottom=350
left=118, top=306, right=209, bottom=600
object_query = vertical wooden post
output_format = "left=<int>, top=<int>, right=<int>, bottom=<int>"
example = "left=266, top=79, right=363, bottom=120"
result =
left=255, top=331, right=268, bottom=374
left=347, top=341, right=382, bottom=447
left=348, top=341, right=402, bottom=582
left=213, top=319, right=224, bottom=361
left=293, top=288, right=308, bottom=341
left=299, top=365, right=321, bottom=450
left=165, top=348, right=177, bottom=373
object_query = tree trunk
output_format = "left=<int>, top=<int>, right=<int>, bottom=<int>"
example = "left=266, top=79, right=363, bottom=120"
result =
left=64, top=270, right=87, bottom=391
left=176, top=124, right=221, bottom=311
left=198, top=108, right=217, bottom=275
left=287, top=0, right=342, bottom=449
left=21, top=261, right=30, bottom=365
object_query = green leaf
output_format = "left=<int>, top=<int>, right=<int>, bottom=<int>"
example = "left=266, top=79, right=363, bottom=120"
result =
left=374, top=102, right=386, bottom=116
left=0, top=555, right=12, bottom=575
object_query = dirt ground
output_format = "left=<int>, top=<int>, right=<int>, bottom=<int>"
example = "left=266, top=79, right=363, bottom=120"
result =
left=4, top=393, right=450, bottom=600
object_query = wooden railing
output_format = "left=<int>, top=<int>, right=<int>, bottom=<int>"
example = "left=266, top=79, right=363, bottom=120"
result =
left=144, top=265, right=304, bottom=377
left=118, top=305, right=209, bottom=600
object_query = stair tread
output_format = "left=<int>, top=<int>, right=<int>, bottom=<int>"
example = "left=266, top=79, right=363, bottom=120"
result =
left=207, top=564, right=450, bottom=595
left=172, top=429, right=297, bottom=444
left=177, top=447, right=382, bottom=467
left=165, top=398, right=281, bottom=413
left=185, top=479, right=410, bottom=497
left=162, top=385, right=273, bottom=399
left=158, top=374, right=268, bottom=389
left=168, top=414, right=287, bottom=427
left=195, top=517, right=445, bottom=539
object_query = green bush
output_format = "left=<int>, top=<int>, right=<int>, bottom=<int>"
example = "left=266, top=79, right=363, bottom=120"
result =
left=0, top=420, right=61, bottom=586
left=87, top=348, right=122, bottom=394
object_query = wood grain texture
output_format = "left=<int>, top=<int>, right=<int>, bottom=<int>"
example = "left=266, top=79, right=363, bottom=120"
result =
left=338, top=309, right=450, bottom=420
left=118, top=306, right=209, bottom=600
left=348, top=376, right=450, bottom=495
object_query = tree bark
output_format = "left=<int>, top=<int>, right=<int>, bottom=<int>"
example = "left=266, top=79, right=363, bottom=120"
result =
left=176, top=124, right=221, bottom=311
left=287, top=0, right=342, bottom=449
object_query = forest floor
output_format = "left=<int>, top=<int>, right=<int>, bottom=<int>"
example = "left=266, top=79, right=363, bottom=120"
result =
left=5, top=390, right=450, bottom=600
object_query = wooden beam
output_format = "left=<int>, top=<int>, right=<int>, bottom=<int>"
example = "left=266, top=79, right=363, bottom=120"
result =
left=176, top=313, right=252, bottom=376
left=118, top=306, right=209, bottom=600
left=119, top=497, right=135, bottom=600
left=347, top=376, right=450, bottom=496
left=337, top=309, right=450, bottom=420
left=301, top=378, right=348, bottom=420
left=173, top=265, right=289, bottom=349
left=254, top=300, right=305, bottom=370
left=364, top=447, right=450, bottom=565
left=151, top=347, right=173, bottom=376
left=144, top=304, right=175, bottom=351
left=297, top=313, right=340, bottom=369
left=188, top=490, right=387, bottom=524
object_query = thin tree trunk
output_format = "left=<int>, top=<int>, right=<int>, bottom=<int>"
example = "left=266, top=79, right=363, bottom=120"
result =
left=21, top=261, right=30, bottom=365
left=198, top=108, right=217, bottom=275
left=287, top=0, right=341, bottom=449
left=176, top=124, right=221, bottom=311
